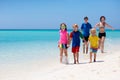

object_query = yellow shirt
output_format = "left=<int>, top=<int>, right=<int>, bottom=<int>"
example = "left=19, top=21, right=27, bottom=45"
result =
left=89, top=35, right=99, bottom=48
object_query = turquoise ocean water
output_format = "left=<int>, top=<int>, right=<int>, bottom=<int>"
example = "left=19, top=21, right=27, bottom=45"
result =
left=0, top=29, right=120, bottom=64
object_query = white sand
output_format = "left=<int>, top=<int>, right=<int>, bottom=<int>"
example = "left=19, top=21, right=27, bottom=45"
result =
left=0, top=45, right=120, bottom=80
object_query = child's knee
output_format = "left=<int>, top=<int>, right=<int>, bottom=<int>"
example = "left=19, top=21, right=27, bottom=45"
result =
left=65, top=53, right=68, bottom=56
left=60, top=48, right=63, bottom=52
left=60, top=52, right=63, bottom=56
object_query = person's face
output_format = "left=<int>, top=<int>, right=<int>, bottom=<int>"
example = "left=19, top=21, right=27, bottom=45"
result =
left=61, top=24, right=66, bottom=30
left=91, top=30, right=96, bottom=36
left=84, top=19, right=88, bottom=23
left=101, top=18, right=105, bottom=23
left=73, top=26, right=78, bottom=31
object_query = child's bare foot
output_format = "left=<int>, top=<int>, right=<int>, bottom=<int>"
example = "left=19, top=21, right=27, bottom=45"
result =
left=66, top=59, right=69, bottom=64
left=86, top=49, right=88, bottom=54
left=83, top=46, right=85, bottom=54
left=74, top=61, right=76, bottom=64
left=83, top=50, right=85, bottom=54
left=94, top=59, right=96, bottom=62
left=101, top=50, right=104, bottom=53
left=60, top=61, right=62, bottom=64
left=76, top=60, right=79, bottom=64
left=89, top=61, right=92, bottom=63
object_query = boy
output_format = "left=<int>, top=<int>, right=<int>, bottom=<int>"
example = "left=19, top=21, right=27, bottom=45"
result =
left=89, top=28, right=100, bottom=63
left=69, top=24, right=83, bottom=64
left=81, top=16, right=92, bottom=54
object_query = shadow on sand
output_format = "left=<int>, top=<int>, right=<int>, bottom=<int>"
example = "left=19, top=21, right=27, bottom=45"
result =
left=66, top=60, right=104, bottom=65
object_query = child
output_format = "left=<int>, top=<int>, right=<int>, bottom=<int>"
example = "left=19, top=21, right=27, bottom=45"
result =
left=58, top=23, right=69, bottom=64
left=81, top=16, right=92, bottom=54
left=70, top=24, right=83, bottom=64
left=88, top=28, right=100, bottom=63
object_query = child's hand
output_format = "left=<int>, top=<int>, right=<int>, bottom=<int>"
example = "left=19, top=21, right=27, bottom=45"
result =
left=58, top=44, right=60, bottom=48
left=83, top=39, right=87, bottom=43
left=98, top=45, right=100, bottom=49
left=67, top=44, right=70, bottom=48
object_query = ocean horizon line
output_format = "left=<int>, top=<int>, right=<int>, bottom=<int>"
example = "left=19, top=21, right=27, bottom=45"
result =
left=0, top=29, right=119, bottom=31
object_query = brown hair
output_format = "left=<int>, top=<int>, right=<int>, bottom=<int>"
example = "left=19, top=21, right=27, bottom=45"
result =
left=60, top=23, right=67, bottom=31
left=84, top=16, right=88, bottom=20
left=100, top=16, right=106, bottom=26
left=100, top=16, right=106, bottom=22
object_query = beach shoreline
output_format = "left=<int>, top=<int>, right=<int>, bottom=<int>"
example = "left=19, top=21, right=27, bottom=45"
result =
left=0, top=44, right=120, bottom=80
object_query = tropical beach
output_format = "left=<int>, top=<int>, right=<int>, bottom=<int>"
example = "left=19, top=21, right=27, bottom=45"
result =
left=0, top=30, right=120, bottom=80
left=0, top=0, right=120, bottom=80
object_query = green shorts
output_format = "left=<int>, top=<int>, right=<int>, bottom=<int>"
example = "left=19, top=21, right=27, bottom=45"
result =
left=59, top=44, right=67, bottom=49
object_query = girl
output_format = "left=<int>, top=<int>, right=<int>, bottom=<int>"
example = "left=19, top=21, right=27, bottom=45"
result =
left=58, top=23, right=69, bottom=64
left=94, top=16, right=114, bottom=53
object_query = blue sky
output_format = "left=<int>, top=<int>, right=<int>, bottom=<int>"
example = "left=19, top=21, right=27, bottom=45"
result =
left=0, top=0, right=120, bottom=29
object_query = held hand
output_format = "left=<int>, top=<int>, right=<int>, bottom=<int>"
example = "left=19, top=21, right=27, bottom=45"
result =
left=67, top=44, right=70, bottom=48
left=83, top=39, right=87, bottom=43
left=98, top=45, right=100, bottom=49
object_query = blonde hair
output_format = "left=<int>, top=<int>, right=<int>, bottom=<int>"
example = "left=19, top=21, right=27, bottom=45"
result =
left=73, top=24, right=79, bottom=28
left=90, top=28, right=96, bottom=34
